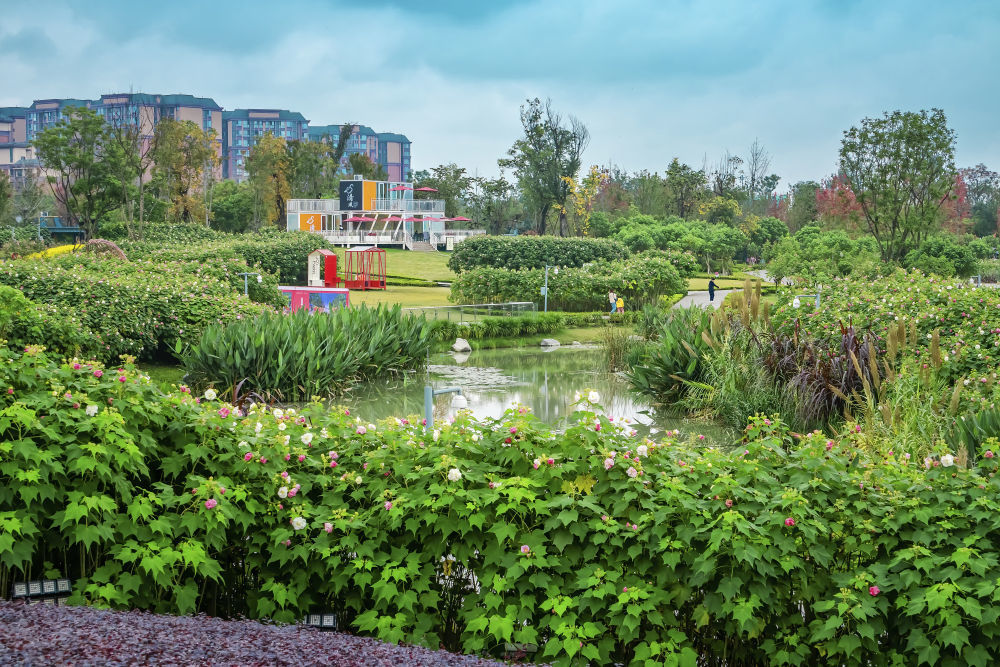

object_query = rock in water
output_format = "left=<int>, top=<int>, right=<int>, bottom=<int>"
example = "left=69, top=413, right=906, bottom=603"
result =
left=452, top=338, right=472, bottom=352
left=539, top=338, right=561, bottom=348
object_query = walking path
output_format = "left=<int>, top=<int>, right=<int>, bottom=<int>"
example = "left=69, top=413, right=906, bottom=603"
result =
left=673, top=290, right=734, bottom=309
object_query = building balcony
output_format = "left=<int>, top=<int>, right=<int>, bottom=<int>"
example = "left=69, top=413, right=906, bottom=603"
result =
left=373, top=198, right=444, bottom=212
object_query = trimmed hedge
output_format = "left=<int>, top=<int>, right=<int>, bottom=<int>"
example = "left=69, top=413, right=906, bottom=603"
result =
left=449, top=257, right=684, bottom=312
left=0, top=256, right=264, bottom=363
left=4, top=348, right=1000, bottom=665
left=447, top=236, right=628, bottom=274
left=0, top=285, right=99, bottom=359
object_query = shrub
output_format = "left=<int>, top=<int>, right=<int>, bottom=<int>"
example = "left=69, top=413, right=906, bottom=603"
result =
left=0, top=285, right=98, bottom=359
left=430, top=313, right=565, bottom=342
left=5, top=348, right=1000, bottom=665
left=446, top=236, right=628, bottom=274
left=120, top=227, right=328, bottom=284
left=0, top=256, right=264, bottom=363
left=180, top=306, right=432, bottom=400
left=627, top=305, right=716, bottom=403
left=449, top=257, right=684, bottom=312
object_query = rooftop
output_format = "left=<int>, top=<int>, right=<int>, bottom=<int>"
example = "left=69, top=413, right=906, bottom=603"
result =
left=99, top=93, right=222, bottom=110
left=29, top=98, right=98, bottom=111
left=224, top=108, right=308, bottom=123
left=376, top=131, right=411, bottom=144
left=0, top=107, right=29, bottom=121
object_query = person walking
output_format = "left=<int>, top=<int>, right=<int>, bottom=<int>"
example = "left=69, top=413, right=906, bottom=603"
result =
left=708, top=278, right=717, bottom=303
left=616, top=295, right=624, bottom=313
left=608, top=290, right=617, bottom=314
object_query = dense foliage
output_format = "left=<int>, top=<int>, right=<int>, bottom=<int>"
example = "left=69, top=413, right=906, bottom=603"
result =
left=0, top=285, right=98, bottom=359
left=180, top=306, right=432, bottom=401
left=4, top=346, right=1000, bottom=665
left=446, top=235, right=628, bottom=274
left=0, top=255, right=264, bottom=363
left=449, top=257, right=684, bottom=312
left=115, top=225, right=328, bottom=284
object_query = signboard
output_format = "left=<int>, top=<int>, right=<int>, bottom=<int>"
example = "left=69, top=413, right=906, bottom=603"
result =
left=339, top=180, right=363, bottom=210
left=299, top=213, right=320, bottom=232
left=446, top=236, right=455, bottom=251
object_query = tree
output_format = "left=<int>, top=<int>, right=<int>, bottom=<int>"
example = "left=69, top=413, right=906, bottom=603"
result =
left=106, top=111, right=156, bottom=239
left=210, top=180, right=255, bottom=233
left=626, top=170, right=668, bottom=217
left=839, top=109, right=958, bottom=262
left=32, top=106, right=127, bottom=238
left=786, top=181, right=820, bottom=233
left=151, top=119, right=220, bottom=224
left=287, top=139, right=331, bottom=199
left=347, top=153, right=387, bottom=181
left=0, top=172, right=11, bottom=223
left=815, top=174, right=864, bottom=230
left=742, top=139, right=771, bottom=199
left=960, top=164, right=1000, bottom=237
left=710, top=151, right=743, bottom=199
left=246, top=133, right=291, bottom=228
left=558, top=165, right=605, bottom=236
left=664, top=158, right=708, bottom=219
left=498, top=98, right=589, bottom=236
left=415, top=163, right=473, bottom=218
left=468, top=175, right=517, bottom=235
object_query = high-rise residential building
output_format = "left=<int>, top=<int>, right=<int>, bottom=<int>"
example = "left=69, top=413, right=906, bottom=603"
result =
left=0, top=107, right=28, bottom=144
left=95, top=93, right=222, bottom=136
left=0, top=107, right=35, bottom=188
left=376, top=132, right=411, bottom=182
left=24, top=98, right=98, bottom=141
left=222, top=109, right=309, bottom=181
left=307, top=124, right=410, bottom=180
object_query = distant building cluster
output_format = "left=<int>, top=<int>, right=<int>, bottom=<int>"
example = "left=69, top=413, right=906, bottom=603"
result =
left=0, top=92, right=412, bottom=188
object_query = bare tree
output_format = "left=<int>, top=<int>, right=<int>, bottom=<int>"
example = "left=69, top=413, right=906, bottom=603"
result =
left=106, top=108, right=156, bottom=239
left=744, top=138, right=771, bottom=198
left=711, top=151, right=742, bottom=198
left=11, top=170, right=49, bottom=223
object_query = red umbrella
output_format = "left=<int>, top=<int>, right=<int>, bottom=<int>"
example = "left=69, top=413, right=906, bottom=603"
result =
left=357, top=216, right=376, bottom=222
left=390, top=186, right=412, bottom=191
left=450, top=216, right=471, bottom=222
left=414, top=186, right=438, bottom=192
left=343, top=216, right=366, bottom=222
left=402, top=217, right=421, bottom=222
left=385, top=216, right=402, bottom=222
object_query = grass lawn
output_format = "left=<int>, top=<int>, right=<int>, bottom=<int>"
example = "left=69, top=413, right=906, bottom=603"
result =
left=348, top=286, right=452, bottom=308
left=687, top=276, right=754, bottom=291
left=330, top=248, right=456, bottom=282
left=143, top=363, right=185, bottom=389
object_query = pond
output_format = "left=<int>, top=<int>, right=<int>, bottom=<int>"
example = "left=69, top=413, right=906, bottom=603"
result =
left=339, top=345, right=736, bottom=444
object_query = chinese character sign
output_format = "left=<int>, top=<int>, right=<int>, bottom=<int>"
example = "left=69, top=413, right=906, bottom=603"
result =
left=340, top=181, right=363, bottom=211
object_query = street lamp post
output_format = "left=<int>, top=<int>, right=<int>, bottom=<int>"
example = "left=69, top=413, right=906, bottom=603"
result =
left=791, top=287, right=821, bottom=310
left=541, top=265, right=558, bottom=312
left=237, top=272, right=262, bottom=296
left=424, top=385, right=467, bottom=430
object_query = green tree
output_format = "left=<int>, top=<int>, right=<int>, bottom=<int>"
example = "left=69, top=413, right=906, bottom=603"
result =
left=664, top=158, right=708, bottom=219
left=498, top=98, right=589, bottom=236
left=961, top=164, right=1000, bottom=237
left=627, top=170, right=668, bottom=217
left=786, top=181, right=819, bottom=233
left=839, top=108, right=958, bottom=262
left=210, top=180, right=255, bottom=233
left=246, top=133, right=291, bottom=228
left=468, top=175, right=516, bottom=234
left=287, top=139, right=331, bottom=199
left=0, top=171, right=11, bottom=224
left=151, top=119, right=220, bottom=224
left=415, top=163, right=473, bottom=218
left=32, top=106, right=128, bottom=238
left=347, top=153, right=387, bottom=181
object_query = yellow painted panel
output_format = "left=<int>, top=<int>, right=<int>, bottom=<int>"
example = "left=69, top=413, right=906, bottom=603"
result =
left=363, top=180, right=376, bottom=211
left=299, top=213, right=320, bottom=231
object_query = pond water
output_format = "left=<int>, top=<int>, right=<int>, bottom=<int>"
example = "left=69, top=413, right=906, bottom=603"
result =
left=339, top=345, right=736, bottom=444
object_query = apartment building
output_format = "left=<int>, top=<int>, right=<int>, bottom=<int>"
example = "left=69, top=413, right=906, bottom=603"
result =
left=222, top=109, right=309, bottom=181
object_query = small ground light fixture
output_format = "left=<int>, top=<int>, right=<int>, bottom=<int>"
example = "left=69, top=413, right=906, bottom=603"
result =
left=305, top=613, right=338, bottom=630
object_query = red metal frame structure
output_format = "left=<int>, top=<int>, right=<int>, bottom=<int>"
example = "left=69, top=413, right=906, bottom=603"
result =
left=342, top=246, right=387, bottom=290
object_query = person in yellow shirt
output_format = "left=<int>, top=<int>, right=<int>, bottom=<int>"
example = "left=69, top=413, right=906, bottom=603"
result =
left=616, top=296, right=624, bottom=313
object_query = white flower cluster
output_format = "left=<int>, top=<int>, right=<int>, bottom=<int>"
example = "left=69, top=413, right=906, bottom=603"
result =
left=447, top=468, right=462, bottom=482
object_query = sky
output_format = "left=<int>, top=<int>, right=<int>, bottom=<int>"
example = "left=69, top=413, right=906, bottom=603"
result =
left=2, top=0, right=999, bottom=187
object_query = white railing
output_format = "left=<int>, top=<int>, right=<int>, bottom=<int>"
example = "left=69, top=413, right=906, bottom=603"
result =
left=319, top=229, right=413, bottom=248
left=374, top=198, right=445, bottom=212
left=288, top=199, right=340, bottom=213
left=429, top=229, right=486, bottom=245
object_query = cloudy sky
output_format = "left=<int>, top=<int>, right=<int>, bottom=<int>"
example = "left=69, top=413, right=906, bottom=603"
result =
left=2, top=0, right=998, bottom=187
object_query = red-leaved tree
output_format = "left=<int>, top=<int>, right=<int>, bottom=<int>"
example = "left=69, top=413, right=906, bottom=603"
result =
left=815, top=174, right=863, bottom=229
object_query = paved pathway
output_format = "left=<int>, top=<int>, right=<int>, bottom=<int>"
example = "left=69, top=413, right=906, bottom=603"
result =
left=673, top=290, right=735, bottom=309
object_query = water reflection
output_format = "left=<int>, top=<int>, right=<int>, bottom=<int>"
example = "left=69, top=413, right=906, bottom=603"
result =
left=339, top=346, right=735, bottom=444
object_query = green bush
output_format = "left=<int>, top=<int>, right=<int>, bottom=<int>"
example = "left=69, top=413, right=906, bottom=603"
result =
left=447, top=235, right=628, bottom=274
left=180, top=306, right=432, bottom=401
left=0, top=285, right=98, bottom=359
left=430, top=313, right=565, bottom=342
left=120, top=227, right=328, bottom=284
left=0, top=256, right=264, bottom=363
left=5, top=347, right=1000, bottom=665
left=450, top=257, right=684, bottom=312
left=627, top=305, right=716, bottom=403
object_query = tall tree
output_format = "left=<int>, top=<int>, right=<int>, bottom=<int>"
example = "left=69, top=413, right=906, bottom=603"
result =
left=664, top=158, right=708, bottom=219
left=960, top=164, right=1000, bottom=236
left=626, top=170, right=668, bottom=217
left=246, top=133, right=291, bottom=228
left=468, top=175, right=517, bottom=235
left=498, top=98, right=589, bottom=235
left=786, top=180, right=820, bottom=233
left=106, top=112, right=156, bottom=239
left=287, top=139, right=331, bottom=199
left=0, top=171, right=12, bottom=224
left=839, top=109, right=957, bottom=262
left=710, top=151, right=743, bottom=199
left=330, top=124, right=355, bottom=173
left=32, top=106, right=127, bottom=238
left=347, top=153, right=387, bottom=181
left=416, top=163, right=473, bottom=218
left=151, top=119, right=219, bottom=224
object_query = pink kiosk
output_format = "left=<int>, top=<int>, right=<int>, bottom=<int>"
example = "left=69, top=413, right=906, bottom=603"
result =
left=279, top=249, right=350, bottom=312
